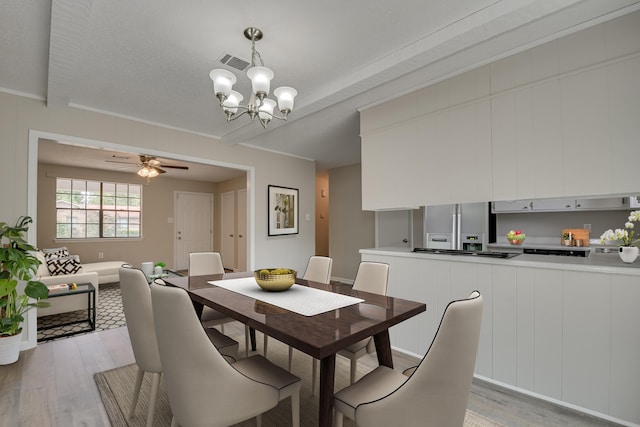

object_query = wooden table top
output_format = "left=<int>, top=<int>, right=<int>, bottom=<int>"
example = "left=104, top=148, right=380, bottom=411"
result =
left=162, top=272, right=426, bottom=360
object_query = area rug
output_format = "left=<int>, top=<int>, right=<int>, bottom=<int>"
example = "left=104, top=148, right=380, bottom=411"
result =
left=95, top=338, right=504, bottom=427
left=37, top=282, right=126, bottom=341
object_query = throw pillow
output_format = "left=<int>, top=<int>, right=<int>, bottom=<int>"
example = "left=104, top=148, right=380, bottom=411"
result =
left=42, top=247, right=70, bottom=261
left=47, top=256, right=82, bottom=276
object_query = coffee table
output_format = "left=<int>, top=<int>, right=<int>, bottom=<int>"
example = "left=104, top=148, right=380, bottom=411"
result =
left=38, top=283, right=96, bottom=341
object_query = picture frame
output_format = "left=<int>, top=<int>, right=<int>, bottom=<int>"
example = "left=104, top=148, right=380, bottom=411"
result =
left=268, top=185, right=299, bottom=236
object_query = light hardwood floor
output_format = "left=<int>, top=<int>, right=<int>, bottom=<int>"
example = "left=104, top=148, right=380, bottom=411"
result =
left=0, top=322, right=622, bottom=426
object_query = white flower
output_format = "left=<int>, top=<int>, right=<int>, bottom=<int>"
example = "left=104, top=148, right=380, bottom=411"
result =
left=614, top=229, right=628, bottom=240
left=601, top=210, right=639, bottom=247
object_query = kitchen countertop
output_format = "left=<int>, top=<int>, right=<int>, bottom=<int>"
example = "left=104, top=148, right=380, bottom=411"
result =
left=361, top=247, right=640, bottom=276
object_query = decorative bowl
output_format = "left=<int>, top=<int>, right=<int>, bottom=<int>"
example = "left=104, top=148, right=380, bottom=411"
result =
left=254, top=269, right=297, bottom=291
left=508, top=239, right=524, bottom=245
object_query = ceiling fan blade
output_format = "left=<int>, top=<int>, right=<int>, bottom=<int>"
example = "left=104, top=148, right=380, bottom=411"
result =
left=105, top=159, right=137, bottom=165
left=154, top=166, right=167, bottom=174
left=160, top=164, right=189, bottom=170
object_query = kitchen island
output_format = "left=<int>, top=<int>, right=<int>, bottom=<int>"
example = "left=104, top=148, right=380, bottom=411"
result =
left=361, top=247, right=639, bottom=427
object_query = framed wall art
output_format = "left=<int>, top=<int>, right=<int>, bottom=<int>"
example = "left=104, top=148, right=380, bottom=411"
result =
left=268, top=185, right=299, bottom=236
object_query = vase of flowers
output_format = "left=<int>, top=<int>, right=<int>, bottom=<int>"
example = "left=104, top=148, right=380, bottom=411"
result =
left=600, top=210, right=640, bottom=263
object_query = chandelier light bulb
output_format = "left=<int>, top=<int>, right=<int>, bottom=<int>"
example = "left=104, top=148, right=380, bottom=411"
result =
left=258, top=98, right=276, bottom=124
left=247, top=66, right=274, bottom=99
left=223, top=90, right=243, bottom=115
left=209, top=69, right=237, bottom=98
left=274, top=87, right=297, bottom=114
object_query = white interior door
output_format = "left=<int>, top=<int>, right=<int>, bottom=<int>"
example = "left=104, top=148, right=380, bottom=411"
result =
left=174, top=192, right=213, bottom=270
left=237, top=189, right=247, bottom=271
left=221, top=191, right=236, bottom=270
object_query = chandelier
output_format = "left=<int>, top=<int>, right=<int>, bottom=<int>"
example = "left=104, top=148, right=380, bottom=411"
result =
left=209, top=27, right=297, bottom=128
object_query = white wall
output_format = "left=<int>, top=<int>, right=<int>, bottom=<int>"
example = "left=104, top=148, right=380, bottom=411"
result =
left=0, top=93, right=316, bottom=349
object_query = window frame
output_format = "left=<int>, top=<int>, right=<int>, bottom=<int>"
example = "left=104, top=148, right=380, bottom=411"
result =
left=55, top=178, right=142, bottom=240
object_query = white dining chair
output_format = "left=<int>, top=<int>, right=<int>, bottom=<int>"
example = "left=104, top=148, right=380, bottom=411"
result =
left=333, top=291, right=483, bottom=427
left=150, top=282, right=301, bottom=427
left=337, top=261, right=389, bottom=384
left=189, top=252, right=233, bottom=332
left=119, top=265, right=239, bottom=427
left=279, top=256, right=333, bottom=393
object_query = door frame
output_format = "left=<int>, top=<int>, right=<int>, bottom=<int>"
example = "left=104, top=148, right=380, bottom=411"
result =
left=26, top=129, right=256, bottom=350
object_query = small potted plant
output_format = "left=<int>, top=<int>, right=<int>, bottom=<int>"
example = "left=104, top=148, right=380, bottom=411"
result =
left=154, top=261, right=166, bottom=275
left=600, top=210, right=640, bottom=263
left=0, top=216, right=50, bottom=364
left=562, top=232, right=572, bottom=246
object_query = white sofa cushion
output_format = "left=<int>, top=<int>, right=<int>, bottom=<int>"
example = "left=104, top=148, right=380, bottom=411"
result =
left=82, top=261, right=125, bottom=284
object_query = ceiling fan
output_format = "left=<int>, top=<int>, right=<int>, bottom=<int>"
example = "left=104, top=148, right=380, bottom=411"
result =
left=107, top=155, right=189, bottom=177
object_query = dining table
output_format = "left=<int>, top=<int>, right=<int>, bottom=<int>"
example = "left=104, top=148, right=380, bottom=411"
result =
left=162, top=271, right=426, bottom=427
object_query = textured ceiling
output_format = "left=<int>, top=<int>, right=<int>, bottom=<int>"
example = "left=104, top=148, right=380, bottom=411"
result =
left=2, top=0, right=640, bottom=178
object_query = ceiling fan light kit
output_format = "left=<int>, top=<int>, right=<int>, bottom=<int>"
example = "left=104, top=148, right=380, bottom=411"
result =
left=137, top=165, right=160, bottom=178
left=209, top=27, right=297, bottom=128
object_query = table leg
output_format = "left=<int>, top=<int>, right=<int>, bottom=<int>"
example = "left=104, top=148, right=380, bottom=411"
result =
left=249, top=327, right=257, bottom=351
left=90, top=288, right=96, bottom=330
left=318, top=354, right=336, bottom=427
left=191, top=300, right=204, bottom=318
left=373, top=329, right=393, bottom=368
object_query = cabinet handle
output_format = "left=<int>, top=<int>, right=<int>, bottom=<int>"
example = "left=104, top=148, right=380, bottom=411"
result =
left=402, top=239, right=408, bottom=243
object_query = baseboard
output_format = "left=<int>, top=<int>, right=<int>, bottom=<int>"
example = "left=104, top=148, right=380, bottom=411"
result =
left=473, top=375, right=638, bottom=427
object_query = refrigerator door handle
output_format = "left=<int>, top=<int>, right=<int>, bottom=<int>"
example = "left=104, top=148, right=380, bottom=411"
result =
left=453, top=204, right=462, bottom=250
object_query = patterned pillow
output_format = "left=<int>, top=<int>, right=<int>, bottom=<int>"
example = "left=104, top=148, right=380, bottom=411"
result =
left=47, top=256, right=82, bottom=276
left=42, top=247, right=70, bottom=261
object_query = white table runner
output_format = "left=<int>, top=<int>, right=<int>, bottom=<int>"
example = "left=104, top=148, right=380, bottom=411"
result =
left=208, top=277, right=364, bottom=316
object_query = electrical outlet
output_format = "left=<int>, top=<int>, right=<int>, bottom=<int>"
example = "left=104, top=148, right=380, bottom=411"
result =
left=98, top=252, right=104, bottom=259
left=583, top=224, right=591, bottom=232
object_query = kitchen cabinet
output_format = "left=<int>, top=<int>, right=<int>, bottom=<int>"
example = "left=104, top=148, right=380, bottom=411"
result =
left=360, top=248, right=640, bottom=425
left=493, top=197, right=629, bottom=213
left=530, top=198, right=574, bottom=211
left=361, top=100, right=492, bottom=210
left=574, top=197, right=629, bottom=210
left=492, top=200, right=531, bottom=212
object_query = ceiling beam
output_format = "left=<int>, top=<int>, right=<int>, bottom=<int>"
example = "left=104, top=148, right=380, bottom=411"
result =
left=47, top=0, right=95, bottom=107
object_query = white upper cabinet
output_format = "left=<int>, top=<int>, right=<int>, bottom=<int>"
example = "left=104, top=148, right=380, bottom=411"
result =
left=575, top=197, right=629, bottom=211
left=360, top=12, right=640, bottom=211
left=492, top=200, right=531, bottom=213
left=530, top=198, right=575, bottom=211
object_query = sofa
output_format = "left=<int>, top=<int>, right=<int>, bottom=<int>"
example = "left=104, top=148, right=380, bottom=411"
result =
left=34, top=250, right=126, bottom=317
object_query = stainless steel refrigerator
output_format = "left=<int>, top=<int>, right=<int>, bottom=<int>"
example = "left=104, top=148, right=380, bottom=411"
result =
left=423, top=202, right=490, bottom=251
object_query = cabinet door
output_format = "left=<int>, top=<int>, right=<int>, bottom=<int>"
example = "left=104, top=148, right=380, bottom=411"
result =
left=610, top=275, right=640, bottom=424
left=562, top=271, right=610, bottom=413
left=574, top=197, right=629, bottom=210
left=531, top=198, right=574, bottom=211
left=492, top=265, right=518, bottom=384
left=492, top=200, right=532, bottom=212
left=379, top=257, right=420, bottom=355
left=491, top=93, right=518, bottom=200
left=533, top=269, right=563, bottom=400
left=560, top=68, right=612, bottom=196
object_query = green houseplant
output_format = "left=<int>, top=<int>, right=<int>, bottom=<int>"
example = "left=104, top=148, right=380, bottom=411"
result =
left=0, top=216, right=49, bottom=364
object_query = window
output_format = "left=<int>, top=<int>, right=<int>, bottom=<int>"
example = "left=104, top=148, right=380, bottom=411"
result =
left=55, top=178, right=141, bottom=239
